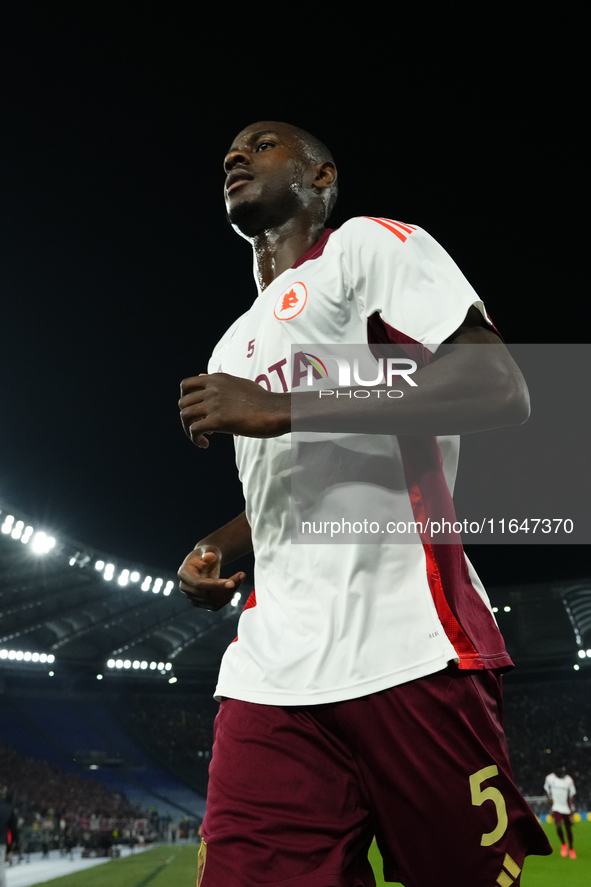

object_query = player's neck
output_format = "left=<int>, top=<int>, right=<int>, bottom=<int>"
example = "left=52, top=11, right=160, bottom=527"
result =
left=251, top=220, right=326, bottom=292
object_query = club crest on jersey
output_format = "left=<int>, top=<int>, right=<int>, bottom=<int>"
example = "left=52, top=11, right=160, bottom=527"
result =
left=274, top=282, right=307, bottom=321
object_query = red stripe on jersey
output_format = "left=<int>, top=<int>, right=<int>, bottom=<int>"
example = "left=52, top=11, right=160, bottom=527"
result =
left=231, top=589, right=257, bottom=644
left=365, top=217, right=407, bottom=242
left=367, top=313, right=514, bottom=672
left=376, top=217, right=417, bottom=234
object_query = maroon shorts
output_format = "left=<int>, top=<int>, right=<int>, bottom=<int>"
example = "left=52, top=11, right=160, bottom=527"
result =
left=199, top=666, right=551, bottom=887
left=551, top=811, right=573, bottom=824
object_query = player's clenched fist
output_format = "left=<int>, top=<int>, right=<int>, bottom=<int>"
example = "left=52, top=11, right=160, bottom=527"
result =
left=178, top=545, right=245, bottom=611
left=178, top=373, right=290, bottom=448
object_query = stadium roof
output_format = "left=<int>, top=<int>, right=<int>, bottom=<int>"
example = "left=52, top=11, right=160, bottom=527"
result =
left=1, top=500, right=591, bottom=687
left=0, top=502, right=243, bottom=688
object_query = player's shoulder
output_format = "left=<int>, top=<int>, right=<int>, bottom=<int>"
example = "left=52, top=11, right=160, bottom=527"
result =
left=335, top=216, right=438, bottom=258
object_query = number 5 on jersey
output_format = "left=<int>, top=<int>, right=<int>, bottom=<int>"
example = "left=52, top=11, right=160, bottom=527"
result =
left=247, top=339, right=255, bottom=358
left=470, top=765, right=508, bottom=846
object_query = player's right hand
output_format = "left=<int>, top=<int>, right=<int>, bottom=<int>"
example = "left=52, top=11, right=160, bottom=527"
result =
left=177, top=545, right=245, bottom=612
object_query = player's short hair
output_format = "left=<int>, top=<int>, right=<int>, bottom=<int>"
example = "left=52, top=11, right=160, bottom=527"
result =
left=288, top=125, right=338, bottom=221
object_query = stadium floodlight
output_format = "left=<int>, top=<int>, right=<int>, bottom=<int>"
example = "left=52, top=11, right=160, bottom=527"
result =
left=21, top=526, right=34, bottom=544
left=107, top=659, right=115, bottom=668
left=115, top=659, right=123, bottom=669
left=163, top=581, right=174, bottom=596
left=157, top=662, right=164, bottom=670
left=140, top=661, right=147, bottom=669
left=132, top=660, right=140, bottom=669
left=231, top=592, right=241, bottom=608
left=8, top=651, right=16, bottom=660
left=587, top=649, right=591, bottom=657
left=96, top=674, right=103, bottom=680
left=141, top=576, right=152, bottom=591
left=578, top=650, right=586, bottom=659
left=130, top=571, right=140, bottom=582
left=574, top=664, right=580, bottom=671
left=1, top=515, right=15, bottom=534
left=48, top=671, right=54, bottom=677
left=492, top=607, right=498, bottom=613
left=95, top=560, right=105, bottom=571
left=149, top=661, right=157, bottom=670
left=104, top=563, right=115, bottom=581
left=118, top=570, right=130, bottom=587
left=153, top=578, right=163, bottom=594
left=39, top=653, right=47, bottom=663
left=11, top=520, right=24, bottom=540
left=24, top=652, right=31, bottom=661
left=31, top=532, right=56, bottom=555
left=123, top=660, right=131, bottom=669
left=32, top=652, right=39, bottom=662
left=47, top=654, right=55, bottom=664
left=165, top=662, right=172, bottom=671
left=15, top=651, right=23, bottom=660
left=503, top=606, right=511, bottom=612
left=0, top=650, right=7, bottom=659
left=168, top=677, right=177, bottom=684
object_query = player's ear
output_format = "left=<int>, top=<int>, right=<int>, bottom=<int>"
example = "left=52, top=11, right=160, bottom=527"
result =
left=313, top=161, right=337, bottom=191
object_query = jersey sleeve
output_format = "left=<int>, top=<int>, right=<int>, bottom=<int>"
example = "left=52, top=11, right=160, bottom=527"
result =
left=339, top=217, right=492, bottom=350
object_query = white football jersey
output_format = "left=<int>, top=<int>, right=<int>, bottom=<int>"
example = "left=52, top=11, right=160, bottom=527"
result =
left=544, top=772, right=576, bottom=814
left=209, top=218, right=512, bottom=705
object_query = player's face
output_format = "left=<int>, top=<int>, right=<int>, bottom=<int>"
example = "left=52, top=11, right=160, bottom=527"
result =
left=223, top=122, right=314, bottom=238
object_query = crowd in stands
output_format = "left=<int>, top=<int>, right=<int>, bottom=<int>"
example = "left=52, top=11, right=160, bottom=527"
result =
left=0, top=743, right=156, bottom=853
left=504, top=678, right=591, bottom=813
left=123, top=694, right=217, bottom=793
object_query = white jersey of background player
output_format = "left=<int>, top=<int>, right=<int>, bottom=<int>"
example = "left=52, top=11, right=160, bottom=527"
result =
left=544, top=770, right=576, bottom=815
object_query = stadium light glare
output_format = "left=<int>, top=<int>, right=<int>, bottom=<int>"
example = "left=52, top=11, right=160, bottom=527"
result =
left=578, top=650, right=586, bottom=658
left=24, top=652, right=31, bottom=661
left=8, top=651, right=16, bottom=660
left=47, top=654, right=55, bottom=664
left=587, top=649, right=591, bottom=657
left=115, top=659, right=123, bottom=669
left=48, top=671, right=54, bottom=677
left=95, top=560, right=105, bottom=570
left=132, top=660, right=140, bottom=669
left=492, top=607, right=498, bottom=613
left=503, top=606, right=511, bottom=612
left=15, top=651, right=23, bottom=660
left=140, top=661, right=147, bottom=669
left=165, top=663, right=172, bottom=671
left=11, top=521, right=24, bottom=540
left=31, top=532, right=56, bottom=555
left=130, top=571, right=140, bottom=582
left=21, top=527, right=34, bottom=544
left=153, top=578, right=163, bottom=594
left=107, top=659, right=115, bottom=668
left=104, top=564, right=115, bottom=581
left=157, top=662, right=164, bottom=670
left=574, top=664, right=580, bottom=670
left=123, top=660, right=131, bottom=669
left=39, top=653, right=47, bottom=663
left=0, top=650, right=7, bottom=659
left=168, top=677, right=177, bottom=684
left=96, top=674, right=103, bottom=680
left=1, top=515, right=15, bottom=534
left=141, top=576, right=152, bottom=591
left=231, top=592, right=241, bottom=608
left=118, top=570, right=130, bottom=587
left=32, top=652, right=39, bottom=662
left=163, top=581, right=174, bottom=596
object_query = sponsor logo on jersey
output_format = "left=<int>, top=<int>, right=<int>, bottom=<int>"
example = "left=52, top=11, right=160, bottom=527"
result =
left=274, top=282, right=307, bottom=321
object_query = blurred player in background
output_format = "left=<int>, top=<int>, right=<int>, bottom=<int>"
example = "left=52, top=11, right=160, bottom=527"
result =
left=544, top=766, right=577, bottom=858
left=178, top=121, right=552, bottom=886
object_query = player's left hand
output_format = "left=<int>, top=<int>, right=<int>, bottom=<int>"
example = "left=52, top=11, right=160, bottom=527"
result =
left=179, top=373, right=290, bottom=448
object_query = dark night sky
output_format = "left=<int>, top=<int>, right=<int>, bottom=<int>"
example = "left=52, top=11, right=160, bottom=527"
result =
left=0, top=5, right=585, bottom=587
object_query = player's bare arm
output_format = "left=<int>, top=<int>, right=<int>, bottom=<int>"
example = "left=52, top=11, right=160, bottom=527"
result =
left=179, top=309, right=528, bottom=446
left=178, top=510, right=252, bottom=611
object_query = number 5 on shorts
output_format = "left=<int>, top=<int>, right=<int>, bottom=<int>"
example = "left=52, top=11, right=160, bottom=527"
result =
left=469, top=765, right=508, bottom=846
